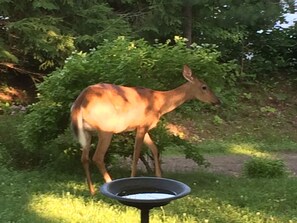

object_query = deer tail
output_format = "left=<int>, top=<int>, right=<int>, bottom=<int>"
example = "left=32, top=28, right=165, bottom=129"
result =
left=71, top=103, right=88, bottom=148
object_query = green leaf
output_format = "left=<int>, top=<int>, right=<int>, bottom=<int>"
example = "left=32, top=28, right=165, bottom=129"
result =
left=0, top=49, right=19, bottom=63
left=32, top=0, right=59, bottom=10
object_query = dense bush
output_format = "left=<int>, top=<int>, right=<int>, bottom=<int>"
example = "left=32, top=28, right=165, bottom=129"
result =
left=243, top=156, right=287, bottom=178
left=0, top=1, right=131, bottom=70
left=18, top=36, right=238, bottom=168
left=0, top=115, right=39, bottom=168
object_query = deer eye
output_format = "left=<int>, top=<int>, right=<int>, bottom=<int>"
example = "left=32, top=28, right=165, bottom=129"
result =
left=202, top=85, right=208, bottom=90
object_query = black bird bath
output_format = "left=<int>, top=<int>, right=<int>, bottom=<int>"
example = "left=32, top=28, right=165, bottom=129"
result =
left=100, top=177, right=191, bottom=223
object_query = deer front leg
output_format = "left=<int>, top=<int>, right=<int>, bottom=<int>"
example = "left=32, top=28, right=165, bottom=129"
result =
left=131, top=128, right=147, bottom=177
left=144, top=133, right=162, bottom=177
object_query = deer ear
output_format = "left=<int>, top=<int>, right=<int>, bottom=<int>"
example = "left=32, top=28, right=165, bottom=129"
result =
left=183, top=65, right=194, bottom=83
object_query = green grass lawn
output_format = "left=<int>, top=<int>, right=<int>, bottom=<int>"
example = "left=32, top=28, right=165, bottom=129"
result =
left=0, top=166, right=296, bottom=223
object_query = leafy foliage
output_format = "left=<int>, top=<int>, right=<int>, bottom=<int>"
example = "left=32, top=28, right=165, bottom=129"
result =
left=18, top=37, right=237, bottom=168
left=244, top=25, right=297, bottom=76
left=0, top=115, right=37, bottom=168
left=8, top=17, right=75, bottom=70
left=0, top=0, right=131, bottom=70
left=1, top=0, right=296, bottom=76
left=0, top=0, right=295, bottom=89
left=243, top=156, right=287, bottom=178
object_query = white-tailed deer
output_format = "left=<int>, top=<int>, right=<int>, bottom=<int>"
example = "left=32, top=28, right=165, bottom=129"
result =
left=71, top=65, right=220, bottom=195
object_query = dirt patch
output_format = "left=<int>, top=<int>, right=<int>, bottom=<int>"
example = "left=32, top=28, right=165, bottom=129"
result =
left=161, top=155, right=250, bottom=177
left=0, top=86, right=29, bottom=103
left=0, top=72, right=37, bottom=105
left=160, top=152, right=297, bottom=177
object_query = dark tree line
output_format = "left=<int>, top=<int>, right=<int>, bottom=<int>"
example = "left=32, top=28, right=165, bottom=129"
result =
left=0, top=0, right=296, bottom=78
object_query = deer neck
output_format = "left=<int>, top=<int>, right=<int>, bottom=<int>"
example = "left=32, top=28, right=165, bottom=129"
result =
left=158, top=82, right=194, bottom=116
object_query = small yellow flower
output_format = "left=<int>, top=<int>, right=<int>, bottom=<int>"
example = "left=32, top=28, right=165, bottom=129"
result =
left=128, top=42, right=136, bottom=50
left=118, top=36, right=125, bottom=40
left=174, top=36, right=182, bottom=42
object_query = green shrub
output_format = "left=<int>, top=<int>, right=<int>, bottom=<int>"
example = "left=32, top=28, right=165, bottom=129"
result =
left=243, top=157, right=287, bottom=178
left=18, top=36, right=238, bottom=168
left=0, top=115, right=39, bottom=168
left=183, top=142, right=210, bottom=167
left=45, top=120, right=198, bottom=173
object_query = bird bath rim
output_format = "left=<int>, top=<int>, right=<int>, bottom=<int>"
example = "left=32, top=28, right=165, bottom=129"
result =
left=100, top=177, right=191, bottom=206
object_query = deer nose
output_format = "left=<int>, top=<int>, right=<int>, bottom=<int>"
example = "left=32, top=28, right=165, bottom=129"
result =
left=212, top=99, right=221, bottom=106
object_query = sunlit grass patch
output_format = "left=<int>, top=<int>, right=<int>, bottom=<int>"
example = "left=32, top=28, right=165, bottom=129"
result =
left=29, top=194, right=139, bottom=223
left=28, top=193, right=196, bottom=223
left=228, top=143, right=271, bottom=157
left=190, top=138, right=295, bottom=157
left=29, top=193, right=282, bottom=223
left=171, top=196, right=278, bottom=223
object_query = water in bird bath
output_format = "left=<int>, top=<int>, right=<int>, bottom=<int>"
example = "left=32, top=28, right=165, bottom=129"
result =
left=122, top=192, right=175, bottom=200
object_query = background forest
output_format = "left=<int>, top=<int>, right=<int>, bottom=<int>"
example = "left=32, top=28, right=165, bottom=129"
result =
left=1, top=0, right=296, bottom=76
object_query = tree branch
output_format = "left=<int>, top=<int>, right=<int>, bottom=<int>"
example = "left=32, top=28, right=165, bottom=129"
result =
left=0, top=62, right=44, bottom=83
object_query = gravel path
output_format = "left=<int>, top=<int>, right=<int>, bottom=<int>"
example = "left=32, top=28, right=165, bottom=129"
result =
left=160, top=152, right=297, bottom=177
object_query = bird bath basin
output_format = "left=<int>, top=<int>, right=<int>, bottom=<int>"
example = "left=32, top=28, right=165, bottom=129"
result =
left=100, top=177, right=191, bottom=223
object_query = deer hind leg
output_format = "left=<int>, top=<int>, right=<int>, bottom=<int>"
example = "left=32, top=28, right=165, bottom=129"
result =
left=80, top=132, right=95, bottom=195
left=92, top=131, right=113, bottom=183
left=131, top=128, right=147, bottom=177
left=144, top=133, right=162, bottom=177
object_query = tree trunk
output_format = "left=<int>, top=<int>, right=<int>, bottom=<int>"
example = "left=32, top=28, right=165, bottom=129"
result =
left=140, top=154, right=153, bottom=174
left=183, top=3, right=192, bottom=48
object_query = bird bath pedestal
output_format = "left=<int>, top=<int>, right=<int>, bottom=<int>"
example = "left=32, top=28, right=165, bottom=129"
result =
left=100, top=177, right=191, bottom=223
